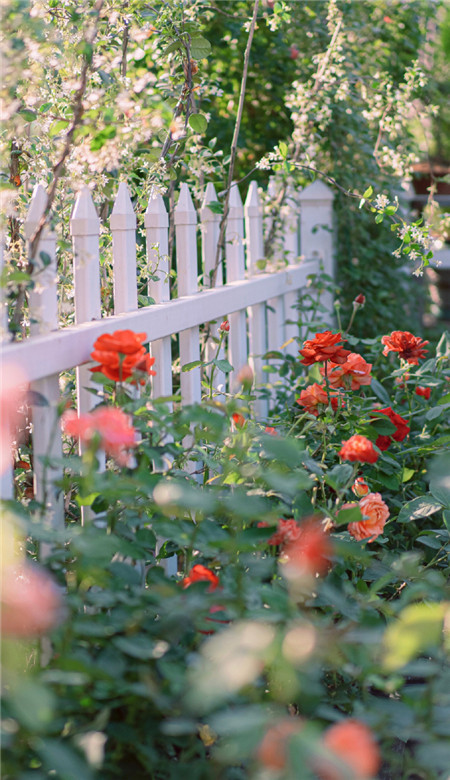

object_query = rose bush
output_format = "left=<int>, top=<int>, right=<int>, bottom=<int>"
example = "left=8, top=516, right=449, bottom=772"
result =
left=1, top=308, right=450, bottom=779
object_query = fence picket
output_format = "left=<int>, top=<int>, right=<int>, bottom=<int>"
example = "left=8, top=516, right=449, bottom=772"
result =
left=0, top=233, right=13, bottom=500
left=201, top=183, right=225, bottom=397
left=226, top=184, right=248, bottom=388
left=111, top=182, right=138, bottom=315
left=245, top=181, right=268, bottom=419
left=175, top=183, right=201, bottom=406
left=145, top=189, right=173, bottom=401
left=25, top=184, right=63, bottom=528
left=283, top=186, right=300, bottom=358
left=298, top=180, right=335, bottom=325
left=265, top=177, right=286, bottom=403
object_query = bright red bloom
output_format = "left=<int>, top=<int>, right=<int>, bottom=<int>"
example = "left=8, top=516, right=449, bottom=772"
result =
left=232, top=412, right=246, bottom=428
left=1, top=562, right=63, bottom=638
left=62, top=407, right=136, bottom=465
left=316, top=719, right=381, bottom=780
left=297, top=383, right=339, bottom=416
left=321, top=352, right=372, bottom=391
left=348, top=492, right=390, bottom=542
left=416, top=386, right=431, bottom=400
left=381, top=330, right=429, bottom=365
left=281, top=519, right=333, bottom=578
left=351, top=477, right=370, bottom=498
left=182, top=564, right=219, bottom=592
left=219, top=320, right=230, bottom=332
left=90, top=329, right=156, bottom=383
left=339, top=435, right=379, bottom=464
left=265, top=426, right=277, bottom=435
left=299, top=331, right=351, bottom=366
left=372, top=407, right=409, bottom=451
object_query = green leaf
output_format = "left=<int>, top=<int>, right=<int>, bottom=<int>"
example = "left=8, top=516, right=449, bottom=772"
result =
left=362, top=185, right=373, bottom=199
left=213, top=358, right=233, bottom=373
left=370, top=378, right=391, bottom=406
left=383, top=602, right=446, bottom=671
left=189, top=113, right=207, bottom=133
left=260, top=435, right=306, bottom=468
left=369, top=415, right=397, bottom=435
left=428, top=451, right=450, bottom=509
left=49, top=119, right=69, bottom=137
left=206, top=200, right=223, bottom=214
left=397, top=495, right=443, bottom=523
left=401, top=467, right=415, bottom=483
left=36, top=739, right=94, bottom=780
left=324, top=464, right=353, bottom=490
left=113, top=635, right=154, bottom=660
left=182, top=360, right=203, bottom=372
left=19, top=108, right=37, bottom=122
left=278, top=141, right=288, bottom=158
left=190, top=36, right=211, bottom=59
left=426, top=403, right=450, bottom=421
left=335, top=505, right=363, bottom=527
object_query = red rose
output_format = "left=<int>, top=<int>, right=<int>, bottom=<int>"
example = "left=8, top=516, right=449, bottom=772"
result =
left=372, top=407, right=409, bottom=451
left=299, top=331, right=351, bottom=366
left=339, top=435, right=379, bottom=464
left=381, top=331, right=429, bottom=365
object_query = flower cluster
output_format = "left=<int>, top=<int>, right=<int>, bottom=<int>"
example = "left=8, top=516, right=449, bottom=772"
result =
left=90, top=329, right=156, bottom=384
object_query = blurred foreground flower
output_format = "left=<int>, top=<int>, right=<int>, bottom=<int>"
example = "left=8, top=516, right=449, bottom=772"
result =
left=280, top=519, right=333, bottom=579
left=415, top=385, right=431, bottom=400
left=256, top=717, right=303, bottom=770
left=316, top=719, right=381, bottom=780
left=1, top=562, right=63, bottom=638
left=182, top=564, right=219, bottom=592
left=0, top=363, right=27, bottom=475
left=62, top=406, right=136, bottom=465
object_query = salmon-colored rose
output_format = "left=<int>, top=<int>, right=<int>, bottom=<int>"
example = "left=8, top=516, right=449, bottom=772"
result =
left=348, top=492, right=389, bottom=542
left=372, top=407, right=409, bottom=451
left=322, top=353, right=372, bottom=391
left=0, top=364, right=28, bottom=475
left=381, top=331, right=429, bottom=365
left=182, top=564, right=219, bottom=592
left=62, top=407, right=136, bottom=465
left=265, top=426, right=277, bottom=435
left=1, top=562, right=63, bottom=638
left=339, top=435, right=378, bottom=464
left=281, top=519, right=333, bottom=578
left=351, top=477, right=369, bottom=498
left=263, top=518, right=302, bottom=546
left=256, top=718, right=303, bottom=770
left=316, top=719, right=381, bottom=780
left=297, top=383, right=340, bottom=416
left=299, top=331, right=351, bottom=366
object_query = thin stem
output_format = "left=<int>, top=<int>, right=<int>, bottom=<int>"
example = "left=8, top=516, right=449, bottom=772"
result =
left=210, top=0, right=260, bottom=287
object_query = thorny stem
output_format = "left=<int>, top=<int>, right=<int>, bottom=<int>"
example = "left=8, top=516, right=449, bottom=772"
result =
left=210, top=0, right=260, bottom=288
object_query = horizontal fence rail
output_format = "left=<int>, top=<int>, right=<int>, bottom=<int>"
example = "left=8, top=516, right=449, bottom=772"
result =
left=1, top=178, right=335, bottom=519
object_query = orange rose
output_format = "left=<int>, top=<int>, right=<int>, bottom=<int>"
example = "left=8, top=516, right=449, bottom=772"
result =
left=321, top=352, right=372, bottom=391
left=316, top=719, right=381, bottom=780
left=351, top=477, right=369, bottom=497
left=299, top=331, right=351, bottom=366
left=232, top=412, right=246, bottom=429
left=90, top=329, right=156, bottom=383
left=93, top=330, right=147, bottom=355
left=182, top=564, right=219, bottom=592
left=339, top=435, right=378, bottom=464
left=348, top=492, right=389, bottom=542
left=297, top=383, right=340, bottom=416
left=381, top=330, right=428, bottom=365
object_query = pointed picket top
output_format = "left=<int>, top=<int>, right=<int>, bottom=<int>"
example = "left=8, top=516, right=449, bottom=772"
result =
left=174, top=182, right=197, bottom=226
left=144, top=188, right=168, bottom=229
left=111, top=182, right=136, bottom=230
left=200, top=182, right=220, bottom=222
left=228, top=182, right=243, bottom=219
left=298, top=178, right=334, bottom=203
left=24, top=183, right=48, bottom=239
left=70, top=186, right=100, bottom=236
left=244, top=180, right=262, bottom=218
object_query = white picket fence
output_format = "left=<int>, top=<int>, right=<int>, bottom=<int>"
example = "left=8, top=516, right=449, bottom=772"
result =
left=0, top=177, right=334, bottom=526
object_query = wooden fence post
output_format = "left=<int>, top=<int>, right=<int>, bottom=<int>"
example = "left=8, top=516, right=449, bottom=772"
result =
left=298, top=180, right=335, bottom=324
left=245, top=181, right=269, bottom=419
left=145, top=189, right=173, bottom=401
left=283, top=186, right=300, bottom=357
left=175, top=183, right=201, bottom=407
left=70, top=187, right=102, bottom=419
left=226, top=184, right=248, bottom=389
left=111, top=182, right=138, bottom=315
left=201, top=182, right=225, bottom=396
left=25, top=184, right=64, bottom=529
